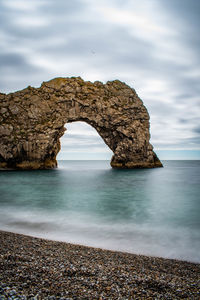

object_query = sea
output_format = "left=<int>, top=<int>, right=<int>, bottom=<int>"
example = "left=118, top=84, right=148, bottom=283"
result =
left=0, top=160, right=200, bottom=263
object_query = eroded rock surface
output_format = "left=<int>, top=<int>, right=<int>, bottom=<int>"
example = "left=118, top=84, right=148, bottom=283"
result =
left=0, top=77, right=162, bottom=169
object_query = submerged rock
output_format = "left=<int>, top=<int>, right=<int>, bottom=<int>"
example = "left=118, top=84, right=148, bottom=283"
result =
left=0, top=77, right=162, bottom=169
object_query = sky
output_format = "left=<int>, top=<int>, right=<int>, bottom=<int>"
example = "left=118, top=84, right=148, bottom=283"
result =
left=0, top=0, right=200, bottom=160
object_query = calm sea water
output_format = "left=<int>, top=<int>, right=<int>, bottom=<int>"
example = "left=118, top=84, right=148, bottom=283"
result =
left=0, top=160, right=200, bottom=263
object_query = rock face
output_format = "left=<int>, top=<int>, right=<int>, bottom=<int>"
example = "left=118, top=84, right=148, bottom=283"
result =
left=0, top=77, right=162, bottom=169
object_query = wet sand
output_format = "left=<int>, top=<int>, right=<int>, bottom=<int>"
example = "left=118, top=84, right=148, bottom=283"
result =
left=0, top=230, right=200, bottom=299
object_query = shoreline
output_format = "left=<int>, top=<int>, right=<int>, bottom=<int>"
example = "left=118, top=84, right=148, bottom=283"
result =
left=0, top=230, right=200, bottom=299
left=1, top=228, right=199, bottom=265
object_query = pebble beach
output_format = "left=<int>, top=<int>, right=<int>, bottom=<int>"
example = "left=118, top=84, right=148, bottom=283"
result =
left=0, top=230, right=200, bottom=299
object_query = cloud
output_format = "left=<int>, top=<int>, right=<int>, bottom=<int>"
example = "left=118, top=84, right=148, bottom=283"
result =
left=0, top=0, right=200, bottom=158
left=0, top=52, right=26, bottom=67
left=59, top=122, right=113, bottom=153
left=57, top=122, right=113, bottom=160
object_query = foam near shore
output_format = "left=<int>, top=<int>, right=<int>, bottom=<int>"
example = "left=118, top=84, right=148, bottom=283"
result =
left=0, top=230, right=200, bottom=299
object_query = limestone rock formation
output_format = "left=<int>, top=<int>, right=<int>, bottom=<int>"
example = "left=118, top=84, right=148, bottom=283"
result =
left=0, top=77, right=162, bottom=169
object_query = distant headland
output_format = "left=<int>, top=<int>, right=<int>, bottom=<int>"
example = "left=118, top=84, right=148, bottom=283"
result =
left=0, top=77, right=162, bottom=169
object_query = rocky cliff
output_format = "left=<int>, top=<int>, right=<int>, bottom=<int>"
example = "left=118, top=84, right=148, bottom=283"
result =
left=0, top=77, right=162, bottom=169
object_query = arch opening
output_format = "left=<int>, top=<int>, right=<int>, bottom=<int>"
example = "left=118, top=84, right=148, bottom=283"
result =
left=57, top=121, right=113, bottom=161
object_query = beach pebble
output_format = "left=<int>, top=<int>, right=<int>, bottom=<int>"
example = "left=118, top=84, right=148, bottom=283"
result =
left=0, top=230, right=200, bottom=299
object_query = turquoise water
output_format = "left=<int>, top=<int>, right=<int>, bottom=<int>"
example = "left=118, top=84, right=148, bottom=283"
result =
left=0, top=160, right=200, bottom=263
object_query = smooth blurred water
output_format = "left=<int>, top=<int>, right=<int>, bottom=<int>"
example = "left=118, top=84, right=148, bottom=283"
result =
left=0, top=160, right=200, bottom=262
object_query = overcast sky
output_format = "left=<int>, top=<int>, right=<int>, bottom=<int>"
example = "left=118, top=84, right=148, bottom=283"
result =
left=1, top=0, right=200, bottom=159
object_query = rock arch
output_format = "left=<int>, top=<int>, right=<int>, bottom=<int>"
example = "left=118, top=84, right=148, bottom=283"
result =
left=0, top=77, right=162, bottom=169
